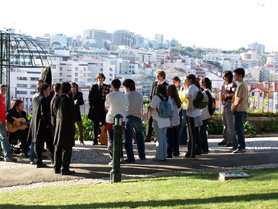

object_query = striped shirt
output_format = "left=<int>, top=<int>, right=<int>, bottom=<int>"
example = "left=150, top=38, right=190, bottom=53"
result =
left=223, top=81, right=237, bottom=104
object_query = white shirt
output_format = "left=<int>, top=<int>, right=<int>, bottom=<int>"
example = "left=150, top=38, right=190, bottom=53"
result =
left=186, top=84, right=202, bottom=118
left=105, top=91, right=129, bottom=123
left=150, top=94, right=172, bottom=128
left=126, top=91, right=143, bottom=119
left=201, top=89, right=212, bottom=121
left=169, top=97, right=180, bottom=127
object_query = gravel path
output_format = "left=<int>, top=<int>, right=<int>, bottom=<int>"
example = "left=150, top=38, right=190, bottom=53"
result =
left=1, top=137, right=278, bottom=193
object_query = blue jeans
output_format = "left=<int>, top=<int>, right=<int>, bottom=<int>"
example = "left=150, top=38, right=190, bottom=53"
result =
left=124, top=116, right=146, bottom=160
left=0, top=122, right=13, bottom=159
left=233, top=111, right=247, bottom=150
left=153, top=120, right=167, bottom=160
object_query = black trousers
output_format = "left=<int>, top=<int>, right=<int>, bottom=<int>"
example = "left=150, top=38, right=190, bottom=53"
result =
left=145, top=116, right=153, bottom=140
left=186, top=116, right=197, bottom=158
left=166, top=126, right=179, bottom=157
left=107, top=130, right=123, bottom=159
left=34, top=128, right=54, bottom=164
left=54, top=145, right=72, bottom=172
left=93, top=113, right=106, bottom=143
left=200, top=119, right=209, bottom=152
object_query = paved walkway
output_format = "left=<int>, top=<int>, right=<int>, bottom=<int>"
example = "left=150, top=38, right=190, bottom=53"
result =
left=0, top=137, right=278, bottom=189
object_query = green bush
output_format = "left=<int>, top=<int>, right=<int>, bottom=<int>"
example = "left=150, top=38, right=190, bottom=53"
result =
left=75, top=115, right=94, bottom=141
left=207, top=120, right=223, bottom=135
left=244, top=121, right=259, bottom=137
left=264, top=118, right=278, bottom=132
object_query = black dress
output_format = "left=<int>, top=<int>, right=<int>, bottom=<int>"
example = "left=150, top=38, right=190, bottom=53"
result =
left=72, top=91, right=84, bottom=122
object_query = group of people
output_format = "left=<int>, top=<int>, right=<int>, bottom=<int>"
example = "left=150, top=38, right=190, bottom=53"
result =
left=0, top=67, right=248, bottom=173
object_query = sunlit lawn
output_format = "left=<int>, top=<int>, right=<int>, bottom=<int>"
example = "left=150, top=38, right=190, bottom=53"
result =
left=0, top=168, right=278, bottom=209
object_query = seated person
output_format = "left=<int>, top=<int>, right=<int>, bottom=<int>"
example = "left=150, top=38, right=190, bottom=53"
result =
left=6, top=99, right=29, bottom=158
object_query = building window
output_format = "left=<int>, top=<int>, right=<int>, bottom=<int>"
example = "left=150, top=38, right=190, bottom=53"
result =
left=17, top=84, right=28, bottom=88
left=17, top=77, right=27, bottom=81
left=30, top=84, right=37, bottom=88
left=52, top=65, right=56, bottom=69
left=75, top=67, right=78, bottom=71
left=59, top=73, right=63, bottom=76
left=75, top=73, right=78, bottom=77
left=100, top=68, right=103, bottom=72
left=60, top=67, right=63, bottom=71
left=30, top=91, right=36, bottom=95
left=30, top=77, right=39, bottom=81
left=17, top=91, right=27, bottom=95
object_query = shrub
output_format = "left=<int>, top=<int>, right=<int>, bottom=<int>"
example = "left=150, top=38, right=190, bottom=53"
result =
left=75, top=115, right=94, bottom=141
left=263, top=118, right=278, bottom=133
left=207, top=120, right=223, bottom=135
left=244, top=121, right=259, bottom=137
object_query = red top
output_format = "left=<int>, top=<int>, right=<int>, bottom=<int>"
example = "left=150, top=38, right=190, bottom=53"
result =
left=0, top=95, right=6, bottom=122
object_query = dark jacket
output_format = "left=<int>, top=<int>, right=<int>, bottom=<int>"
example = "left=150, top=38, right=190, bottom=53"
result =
left=88, top=83, right=110, bottom=120
left=150, top=81, right=169, bottom=100
left=29, top=93, right=51, bottom=142
left=50, top=94, right=59, bottom=135
left=72, top=91, right=84, bottom=122
left=6, top=108, right=28, bottom=143
left=53, top=94, right=75, bottom=149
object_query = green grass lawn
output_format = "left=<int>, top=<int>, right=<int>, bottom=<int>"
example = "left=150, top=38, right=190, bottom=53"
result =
left=0, top=168, right=278, bottom=209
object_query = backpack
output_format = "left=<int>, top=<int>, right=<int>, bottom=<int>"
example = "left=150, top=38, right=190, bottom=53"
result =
left=205, top=90, right=215, bottom=115
left=156, top=95, right=173, bottom=118
left=193, top=90, right=209, bottom=109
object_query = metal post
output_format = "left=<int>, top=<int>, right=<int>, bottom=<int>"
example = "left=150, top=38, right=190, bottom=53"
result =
left=110, top=114, right=123, bottom=183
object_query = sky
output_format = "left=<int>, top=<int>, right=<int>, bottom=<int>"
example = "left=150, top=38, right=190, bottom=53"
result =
left=1, top=0, right=277, bottom=51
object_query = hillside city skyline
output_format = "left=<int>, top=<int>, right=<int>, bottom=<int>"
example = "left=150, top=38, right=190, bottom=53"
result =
left=1, top=0, right=277, bottom=51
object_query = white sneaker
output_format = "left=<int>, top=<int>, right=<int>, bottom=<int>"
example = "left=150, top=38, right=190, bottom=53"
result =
left=108, top=161, right=113, bottom=165
left=232, top=148, right=246, bottom=153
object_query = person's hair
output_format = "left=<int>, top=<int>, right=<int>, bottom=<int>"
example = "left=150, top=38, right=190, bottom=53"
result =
left=38, top=83, right=50, bottom=93
left=156, top=84, right=168, bottom=98
left=53, top=83, right=61, bottom=93
left=234, top=68, right=245, bottom=78
left=186, top=74, right=196, bottom=84
left=12, top=99, right=23, bottom=109
left=95, top=73, right=106, bottom=80
left=71, top=82, right=79, bottom=91
left=195, top=77, right=201, bottom=89
left=201, top=77, right=212, bottom=90
left=168, top=85, right=181, bottom=108
left=111, top=79, right=121, bottom=89
left=123, top=79, right=136, bottom=91
left=222, top=71, right=233, bottom=83
left=37, top=79, right=43, bottom=84
left=155, top=69, right=166, bottom=79
left=172, top=76, right=181, bottom=83
left=61, top=82, right=71, bottom=94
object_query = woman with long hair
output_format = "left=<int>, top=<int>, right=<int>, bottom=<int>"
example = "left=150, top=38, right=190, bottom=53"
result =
left=200, top=77, right=213, bottom=154
left=150, top=84, right=172, bottom=161
left=166, top=85, right=182, bottom=158
left=71, top=82, right=84, bottom=144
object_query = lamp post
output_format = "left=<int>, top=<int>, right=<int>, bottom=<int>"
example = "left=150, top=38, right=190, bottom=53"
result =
left=110, top=114, right=123, bottom=183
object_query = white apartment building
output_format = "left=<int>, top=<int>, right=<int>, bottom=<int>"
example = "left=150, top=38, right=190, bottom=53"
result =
left=10, top=68, right=41, bottom=112
left=248, top=42, right=265, bottom=54
left=50, top=34, right=68, bottom=47
left=51, top=57, right=115, bottom=86
left=203, top=52, right=242, bottom=71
